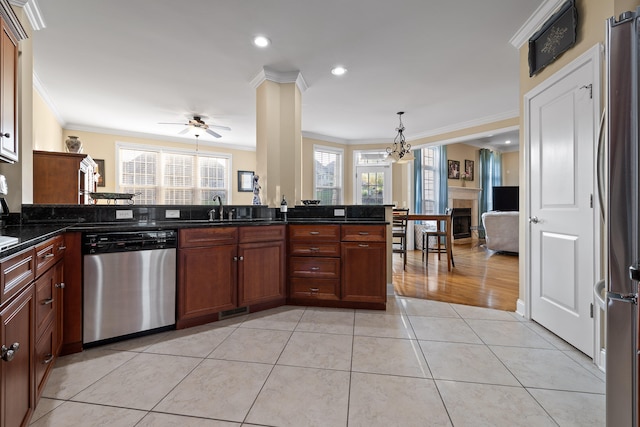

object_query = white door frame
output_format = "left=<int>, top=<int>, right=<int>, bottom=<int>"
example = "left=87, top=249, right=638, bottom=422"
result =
left=523, top=44, right=602, bottom=360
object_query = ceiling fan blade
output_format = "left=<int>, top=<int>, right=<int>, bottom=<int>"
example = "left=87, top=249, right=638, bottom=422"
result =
left=209, top=124, right=231, bottom=131
left=206, top=129, right=222, bottom=138
left=158, top=122, right=189, bottom=125
left=178, top=127, right=190, bottom=135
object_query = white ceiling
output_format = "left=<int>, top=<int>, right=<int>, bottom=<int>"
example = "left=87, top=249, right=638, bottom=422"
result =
left=31, top=0, right=544, bottom=150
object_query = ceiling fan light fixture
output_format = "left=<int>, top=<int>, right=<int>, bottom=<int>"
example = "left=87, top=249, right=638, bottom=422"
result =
left=386, top=111, right=412, bottom=163
left=253, top=35, right=270, bottom=48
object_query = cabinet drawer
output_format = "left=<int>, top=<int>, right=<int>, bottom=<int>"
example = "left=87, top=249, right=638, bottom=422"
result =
left=35, top=235, right=65, bottom=278
left=289, top=257, right=340, bottom=279
left=35, top=321, right=56, bottom=399
left=35, top=267, right=56, bottom=336
left=179, top=227, right=238, bottom=248
left=289, top=241, right=341, bottom=257
left=0, top=247, right=35, bottom=305
left=290, top=278, right=339, bottom=300
left=239, top=225, right=285, bottom=243
left=341, top=225, right=386, bottom=242
left=289, top=225, right=340, bottom=241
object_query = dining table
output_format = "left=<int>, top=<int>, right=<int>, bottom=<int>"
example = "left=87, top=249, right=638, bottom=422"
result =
left=406, top=213, right=453, bottom=271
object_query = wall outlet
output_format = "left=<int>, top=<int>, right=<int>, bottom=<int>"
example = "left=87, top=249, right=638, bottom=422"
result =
left=115, top=210, right=134, bottom=220
left=165, top=209, right=180, bottom=219
left=334, top=208, right=345, bottom=217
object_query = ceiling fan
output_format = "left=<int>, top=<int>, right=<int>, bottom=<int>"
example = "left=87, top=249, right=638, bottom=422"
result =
left=159, top=115, right=231, bottom=138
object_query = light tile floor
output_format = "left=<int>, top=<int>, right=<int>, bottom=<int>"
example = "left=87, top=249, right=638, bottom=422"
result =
left=32, top=296, right=606, bottom=426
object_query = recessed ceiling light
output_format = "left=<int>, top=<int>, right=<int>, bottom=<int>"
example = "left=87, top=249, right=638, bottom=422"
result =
left=253, top=36, right=270, bottom=48
left=505, top=140, right=512, bottom=144
left=331, top=66, right=347, bottom=76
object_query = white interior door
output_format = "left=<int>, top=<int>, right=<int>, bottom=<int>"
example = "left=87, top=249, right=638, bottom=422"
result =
left=526, top=47, right=600, bottom=357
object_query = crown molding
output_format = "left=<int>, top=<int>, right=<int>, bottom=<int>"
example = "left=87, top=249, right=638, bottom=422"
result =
left=407, top=110, right=519, bottom=141
left=1, top=0, right=27, bottom=39
left=510, top=0, right=566, bottom=49
left=33, top=72, right=65, bottom=126
left=22, top=0, right=45, bottom=30
left=250, top=67, right=308, bottom=93
left=8, top=0, right=26, bottom=6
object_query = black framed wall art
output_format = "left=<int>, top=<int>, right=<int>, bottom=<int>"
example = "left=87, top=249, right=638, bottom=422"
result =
left=528, top=0, right=577, bottom=77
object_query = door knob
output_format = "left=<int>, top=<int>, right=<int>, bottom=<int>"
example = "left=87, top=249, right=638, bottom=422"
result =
left=529, top=216, right=540, bottom=224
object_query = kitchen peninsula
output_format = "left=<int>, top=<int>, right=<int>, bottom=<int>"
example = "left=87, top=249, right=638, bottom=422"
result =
left=1, top=203, right=388, bottom=427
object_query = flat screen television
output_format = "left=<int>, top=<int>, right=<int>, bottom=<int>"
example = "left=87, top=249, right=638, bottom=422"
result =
left=492, top=186, right=519, bottom=211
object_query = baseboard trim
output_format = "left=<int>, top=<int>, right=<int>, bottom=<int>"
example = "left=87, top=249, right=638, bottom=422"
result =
left=516, top=299, right=526, bottom=317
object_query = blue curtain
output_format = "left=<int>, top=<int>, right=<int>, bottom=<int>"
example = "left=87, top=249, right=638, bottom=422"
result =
left=413, top=149, right=422, bottom=213
left=438, top=145, right=448, bottom=212
left=479, top=148, right=503, bottom=230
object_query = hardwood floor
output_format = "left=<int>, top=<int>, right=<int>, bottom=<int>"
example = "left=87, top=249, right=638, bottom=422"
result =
left=392, top=243, right=519, bottom=311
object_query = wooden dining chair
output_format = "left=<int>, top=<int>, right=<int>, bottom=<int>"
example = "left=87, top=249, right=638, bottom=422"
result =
left=392, top=208, right=409, bottom=269
left=422, top=208, right=455, bottom=267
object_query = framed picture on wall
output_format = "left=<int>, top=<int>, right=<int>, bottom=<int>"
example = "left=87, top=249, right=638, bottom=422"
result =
left=448, top=160, right=460, bottom=179
left=464, top=160, right=474, bottom=181
left=95, top=159, right=105, bottom=187
left=238, top=170, right=254, bottom=192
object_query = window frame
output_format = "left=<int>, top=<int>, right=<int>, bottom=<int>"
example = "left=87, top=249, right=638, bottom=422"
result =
left=116, top=142, right=233, bottom=205
left=313, top=144, right=344, bottom=204
left=353, top=149, right=392, bottom=205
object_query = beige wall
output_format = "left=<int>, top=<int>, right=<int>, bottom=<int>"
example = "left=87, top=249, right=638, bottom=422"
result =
left=33, top=91, right=63, bottom=152
left=501, top=151, right=519, bottom=186
left=446, top=143, right=479, bottom=189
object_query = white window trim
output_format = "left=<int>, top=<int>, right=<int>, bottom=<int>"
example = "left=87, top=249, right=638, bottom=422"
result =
left=352, top=149, right=392, bottom=205
left=313, top=144, right=344, bottom=204
left=115, top=141, right=233, bottom=204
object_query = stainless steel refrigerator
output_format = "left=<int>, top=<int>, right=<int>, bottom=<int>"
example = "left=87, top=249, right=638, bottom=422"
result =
left=606, top=9, right=640, bottom=426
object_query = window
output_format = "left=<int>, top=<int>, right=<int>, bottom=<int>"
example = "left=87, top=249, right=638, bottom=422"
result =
left=118, top=144, right=231, bottom=205
left=422, top=147, right=439, bottom=213
left=314, top=145, right=343, bottom=204
left=354, top=150, right=392, bottom=205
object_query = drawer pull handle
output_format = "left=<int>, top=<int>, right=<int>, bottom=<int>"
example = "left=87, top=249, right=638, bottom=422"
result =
left=233, top=256, right=238, bottom=261
left=41, top=253, right=55, bottom=259
left=55, top=282, right=65, bottom=289
left=43, top=354, right=54, bottom=365
left=309, top=231, right=320, bottom=235
left=358, top=232, right=369, bottom=235
left=310, top=266, right=320, bottom=271
left=42, top=298, right=54, bottom=305
left=58, top=245, right=67, bottom=251
left=310, top=288, right=319, bottom=293
left=239, top=256, right=244, bottom=261
left=1, top=342, right=19, bottom=362
left=309, top=247, right=320, bottom=252
left=358, top=244, right=369, bottom=248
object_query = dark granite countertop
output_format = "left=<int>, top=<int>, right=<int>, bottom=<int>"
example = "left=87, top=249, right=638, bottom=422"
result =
left=0, top=223, right=72, bottom=258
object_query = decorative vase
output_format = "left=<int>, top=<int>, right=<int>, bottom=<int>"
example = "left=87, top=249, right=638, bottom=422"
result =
left=65, top=136, right=83, bottom=153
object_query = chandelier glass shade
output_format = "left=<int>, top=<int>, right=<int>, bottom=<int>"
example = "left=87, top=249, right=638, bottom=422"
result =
left=386, top=112, right=413, bottom=163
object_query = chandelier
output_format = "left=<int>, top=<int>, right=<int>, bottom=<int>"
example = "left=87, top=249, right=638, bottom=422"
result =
left=386, top=111, right=414, bottom=163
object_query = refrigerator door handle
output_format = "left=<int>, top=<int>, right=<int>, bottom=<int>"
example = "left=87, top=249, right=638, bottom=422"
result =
left=629, top=263, right=640, bottom=281
left=608, top=291, right=638, bottom=304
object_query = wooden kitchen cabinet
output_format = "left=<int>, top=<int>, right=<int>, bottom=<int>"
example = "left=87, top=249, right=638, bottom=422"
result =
left=177, top=225, right=286, bottom=329
left=177, top=227, right=238, bottom=328
left=33, top=151, right=98, bottom=204
left=341, top=225, right=386, bottom=305
left=288, top=225, right=341, bottom=303
left=0, top=283, right=34, bottom=427
left=237, top=225, right=285, bottom=307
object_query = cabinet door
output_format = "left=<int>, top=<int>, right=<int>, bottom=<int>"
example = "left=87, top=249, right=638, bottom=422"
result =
left=341, top=242, right=386, bottom=303
left=178, top=245, right=237, bottom=321
left=238, top=240, right=285, bottom=306
left=0, top=19, right=17, bottom=163
left=0, top=284, right=34, bottom=427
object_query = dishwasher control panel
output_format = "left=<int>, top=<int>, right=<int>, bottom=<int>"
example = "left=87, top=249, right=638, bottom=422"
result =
left=83, top=230, right=177, bottom=254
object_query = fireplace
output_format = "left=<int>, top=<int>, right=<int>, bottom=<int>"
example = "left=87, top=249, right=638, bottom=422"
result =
left=452, top=208, right=471, bottom=239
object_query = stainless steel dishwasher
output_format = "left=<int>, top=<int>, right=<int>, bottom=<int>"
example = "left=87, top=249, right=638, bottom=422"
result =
left=82, top=230, right=177, bottom=345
